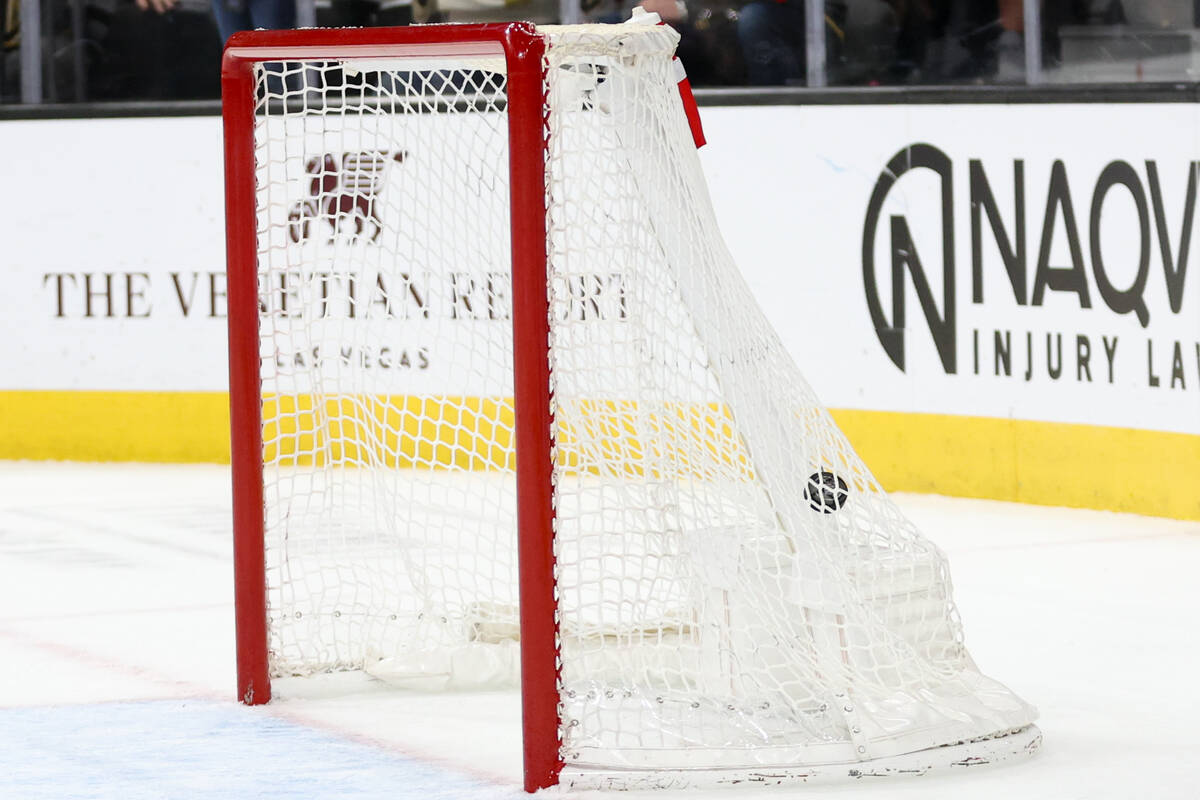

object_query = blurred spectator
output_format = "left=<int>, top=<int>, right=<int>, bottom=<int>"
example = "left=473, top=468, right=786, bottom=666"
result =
left=1, top=0, right=16, bottom=100
left=89, top=0, right=222, bottom=100
left=210, top=0, right=295, bottom=43
left=2, top=0, right=15, bottom=52
left=849, top=0, right=1059, bottom=85
left=319, top=0, right=421, bottom=27
left=737, top=0, right=846, bottom=85
left=993, top=0, right=1025, bottom=81
left=429, top=0, right=556, bottom=23
left=8, top=0, right=1190, bottom=104
left=635, top=0, right=746, bottom=85
left=875, top=0, right=943, bottom=82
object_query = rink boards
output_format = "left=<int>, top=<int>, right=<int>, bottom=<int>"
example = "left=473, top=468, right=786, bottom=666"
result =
left=2, top=103, right=1199, bottom=519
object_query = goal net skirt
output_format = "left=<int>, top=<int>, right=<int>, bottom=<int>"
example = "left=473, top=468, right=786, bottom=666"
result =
left=221, top=21, right=1039, bottom=790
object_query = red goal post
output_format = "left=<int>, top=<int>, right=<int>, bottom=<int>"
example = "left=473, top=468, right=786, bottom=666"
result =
left=221, top=24, right=561, bottom=791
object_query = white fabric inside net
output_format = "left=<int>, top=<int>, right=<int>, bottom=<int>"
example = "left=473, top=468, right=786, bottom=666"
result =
left=250, top=22, right=1036, bottom=772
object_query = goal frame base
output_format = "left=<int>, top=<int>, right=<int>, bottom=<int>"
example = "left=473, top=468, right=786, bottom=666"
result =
left=559, top=725, right=1043, bottom=791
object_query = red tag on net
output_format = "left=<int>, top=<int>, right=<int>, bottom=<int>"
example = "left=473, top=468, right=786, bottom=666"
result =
left=628, top=8, right=707, bottom=149
left=672, top=56, right=706, bottom=149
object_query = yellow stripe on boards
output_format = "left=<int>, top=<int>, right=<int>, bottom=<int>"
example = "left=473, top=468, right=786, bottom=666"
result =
left=1, top=390, right=1197, bottom=521
left=0, top=390, right=231, bottom=463
left=262, top=394, right=516, bottom=471
left=555, top=399, right=752, bottom=479
left=831, top=409, right=1200, bottom=522
left=261, top=396, right=752, bottom=477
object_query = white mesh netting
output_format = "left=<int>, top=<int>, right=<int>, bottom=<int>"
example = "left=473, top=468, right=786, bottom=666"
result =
left=253, top=53, right=521, bottom=687
left=249, top=22, right=1036, bottom=774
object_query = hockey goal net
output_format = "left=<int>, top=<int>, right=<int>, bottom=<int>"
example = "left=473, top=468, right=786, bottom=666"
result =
left=222, top=20, right=1039, bottom=791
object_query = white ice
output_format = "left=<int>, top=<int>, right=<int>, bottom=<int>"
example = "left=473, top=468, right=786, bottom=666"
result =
left=1, top=461, right=1197, bottom=799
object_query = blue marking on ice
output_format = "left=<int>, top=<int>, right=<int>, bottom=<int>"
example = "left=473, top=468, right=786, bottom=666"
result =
left=817, top=154, right=848, bottom=174
left=4, top=700, right=510, bottom=800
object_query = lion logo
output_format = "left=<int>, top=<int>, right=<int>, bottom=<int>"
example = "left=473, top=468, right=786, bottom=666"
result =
left=288, top=151, right=407, bottom=243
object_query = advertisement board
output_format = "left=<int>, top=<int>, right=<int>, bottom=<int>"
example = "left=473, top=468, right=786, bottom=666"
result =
left=702, top=104, right=1200, bottom=435
left=2, top=105, right=1196, bottom=516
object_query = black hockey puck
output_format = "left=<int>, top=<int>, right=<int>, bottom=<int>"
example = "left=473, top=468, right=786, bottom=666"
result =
left=804, top=471, right=849, bottom=513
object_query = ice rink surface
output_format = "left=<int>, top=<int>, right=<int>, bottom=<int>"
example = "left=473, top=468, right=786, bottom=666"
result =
left=2, top=461, right=1197, bottom=799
